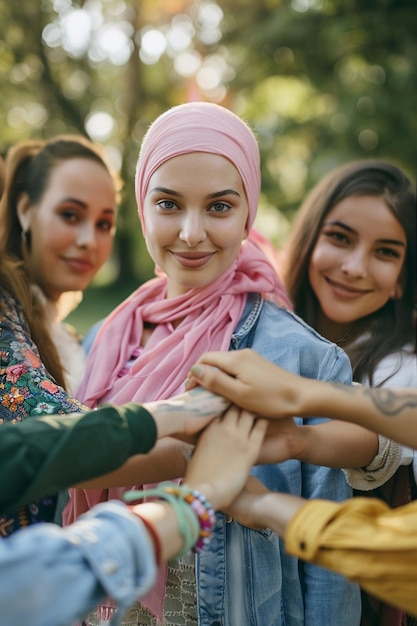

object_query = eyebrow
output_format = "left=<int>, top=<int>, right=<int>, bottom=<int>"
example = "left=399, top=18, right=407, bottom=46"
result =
left=149, top=186, right=241, bottom=199
left=60, top=197, right=115, bottom=214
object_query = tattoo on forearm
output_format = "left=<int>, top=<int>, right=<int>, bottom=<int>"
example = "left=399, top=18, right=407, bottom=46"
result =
left=331, top=383, right=417, bottom=417
left=156, top=387, right=229, bottom=418
left=363, top=388, right=417, bottom=416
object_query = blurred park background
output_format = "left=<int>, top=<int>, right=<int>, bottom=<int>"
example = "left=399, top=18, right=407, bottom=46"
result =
left=1, top=0, right=415, bottom=334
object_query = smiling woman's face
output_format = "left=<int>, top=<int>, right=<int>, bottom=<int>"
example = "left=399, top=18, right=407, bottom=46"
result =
left=143, top=152, right=249, bottom=298
left=18, top=158, right=117, bottom=302
left=308, top=194, right=407, bottom=339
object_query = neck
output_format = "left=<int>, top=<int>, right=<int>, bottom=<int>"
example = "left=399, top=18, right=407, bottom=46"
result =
left=316, top=312, right=360, bottom=348
left=32, top=284, right=83, bottom=322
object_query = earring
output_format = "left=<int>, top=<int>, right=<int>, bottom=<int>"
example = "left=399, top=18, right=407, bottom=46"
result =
left=21, top=230, right=30, bottom=249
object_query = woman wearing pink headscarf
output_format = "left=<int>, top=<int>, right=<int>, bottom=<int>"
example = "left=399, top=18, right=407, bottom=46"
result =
left=64, top=103, right=360, bottom=626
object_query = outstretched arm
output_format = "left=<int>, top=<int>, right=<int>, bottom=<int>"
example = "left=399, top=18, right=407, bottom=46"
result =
left=188, top=349, right=417, bottom=450
left=75, top=388, right=231, bottom=489
left=226, top=475, right=417, bottom=618
left=0, top=408, right=266, bottom=626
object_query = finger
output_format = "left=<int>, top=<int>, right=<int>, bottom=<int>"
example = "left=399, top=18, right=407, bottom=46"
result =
left=188, top=363, right=242, bottom=400
left=228, top=407, right=257, bottom=434
left=249, top=418, right=268, bottom=455
left=193, top=351, right=241, bottom=377
left=252, top=417, right=268, bottom=437
left=220, top=404, right=243, bottom=427
left=185, top=366, right=219, bottom=390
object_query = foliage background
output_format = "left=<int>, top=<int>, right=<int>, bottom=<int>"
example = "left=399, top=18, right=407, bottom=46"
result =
left=1, top=0, right=415, bottom=332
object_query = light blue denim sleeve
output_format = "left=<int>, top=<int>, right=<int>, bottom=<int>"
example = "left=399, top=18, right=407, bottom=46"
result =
left=82, top=319, right=104, bottom=356
left=0, top=501, right=156, bottom=626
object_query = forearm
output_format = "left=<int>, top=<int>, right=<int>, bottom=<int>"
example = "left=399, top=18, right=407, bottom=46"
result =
left=257, top=417, right=378, bottom=469
left=143, top=387, right=229, bottom=439
left=248, top=491, right=305, bottom=538
left=284, top=497, right=417, bottom=616
left=296, top=421, right=378, bottom=468
left=75, top=437, right=189, bottom=488
left=129, top=501, right=185, bottom=562
left=0, top=501, right=157, bottom=626
left=0, top=405, right=156, bottom=514
left=297, top=382, right=417, bottom=449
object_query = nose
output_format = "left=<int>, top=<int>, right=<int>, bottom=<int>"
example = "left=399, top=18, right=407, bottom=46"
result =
left=178, top=212, right=207, bottom=247
left=76, top=222, right=97, bottom=249
left=340, top=248, right=368, bottom=279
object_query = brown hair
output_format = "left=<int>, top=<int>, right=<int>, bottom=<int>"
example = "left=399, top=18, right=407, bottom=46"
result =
left=0, top=135, right=122, bottom=389
left=284, top=160, right=416, bottom=385
left=0, top=134, right=122, bottom=261
left=0, top=251, right=68, bottom=386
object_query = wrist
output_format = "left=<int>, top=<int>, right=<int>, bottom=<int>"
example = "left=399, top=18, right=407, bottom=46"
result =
left=295, top=378, right=324, bottom=418
left=124, top=482, right=216, bottom=557
left=132, top=509, right=162, bottom=565
left=185, top=480, right=217, bottom=509
left=144, top=400, right=185, bottom=439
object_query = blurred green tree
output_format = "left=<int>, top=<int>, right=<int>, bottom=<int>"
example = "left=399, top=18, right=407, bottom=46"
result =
left=222, top=0, right=417, bottom=222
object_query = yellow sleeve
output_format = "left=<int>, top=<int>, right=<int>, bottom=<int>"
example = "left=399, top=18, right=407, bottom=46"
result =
left=285, top=497, right=417, bottom=617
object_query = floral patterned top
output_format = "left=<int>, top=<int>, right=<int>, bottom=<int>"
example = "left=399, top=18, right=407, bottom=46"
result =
left=0, top=286, right=86, bottom=536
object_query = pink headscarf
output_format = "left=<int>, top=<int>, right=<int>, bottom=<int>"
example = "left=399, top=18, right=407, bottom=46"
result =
left=64, top=102, right=290, bottom=619
left=135, top=102, right=261, bottom=232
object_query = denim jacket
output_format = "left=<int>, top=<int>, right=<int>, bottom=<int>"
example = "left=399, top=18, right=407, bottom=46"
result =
left=196, top=294, right=361, bottom=626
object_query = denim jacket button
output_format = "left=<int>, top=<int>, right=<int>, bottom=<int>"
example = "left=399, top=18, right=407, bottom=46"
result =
left=225, top=515, right=233, bottom=523
left=211, top=622, right=221, bottom=626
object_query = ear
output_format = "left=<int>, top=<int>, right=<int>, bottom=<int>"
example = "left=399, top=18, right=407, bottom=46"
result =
left=16, top=192, right=32, bottom=232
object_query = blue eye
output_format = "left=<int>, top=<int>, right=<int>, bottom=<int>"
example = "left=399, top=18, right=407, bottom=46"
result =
left=209, top=202, right=230, bottom=213
left=157, top=200, right=178, bottom=210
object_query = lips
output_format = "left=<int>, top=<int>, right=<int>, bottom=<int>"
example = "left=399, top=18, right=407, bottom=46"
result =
left=171, top=251, right=215, bottom=269
left=325, top=276, right=371, bottom=299
left=63, top=257, right=95, bottom=273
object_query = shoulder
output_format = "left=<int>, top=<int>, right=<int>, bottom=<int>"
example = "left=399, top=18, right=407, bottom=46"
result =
left=0, top=285, right=27, bottom=324
left=235, top=296, right=351, bottom=383
left=258, top=299, right=347, bottom=350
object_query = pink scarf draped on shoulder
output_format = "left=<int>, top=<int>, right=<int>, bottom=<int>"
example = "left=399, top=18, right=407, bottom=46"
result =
left=63, top=102, right=291, bottom=621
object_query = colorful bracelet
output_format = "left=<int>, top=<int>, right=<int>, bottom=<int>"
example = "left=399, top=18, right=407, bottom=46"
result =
left=163, top=484, right=216, bottom=552
left=123, top=482, right=216, bottom=556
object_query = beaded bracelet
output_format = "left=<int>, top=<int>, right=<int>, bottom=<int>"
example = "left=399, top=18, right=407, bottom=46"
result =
left=123, top=482, right=216, bottom=556
left=163, top=484, right=216, bottom=552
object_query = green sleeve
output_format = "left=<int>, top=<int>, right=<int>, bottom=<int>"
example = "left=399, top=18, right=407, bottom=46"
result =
left=0, top=403, right=157, bottom=514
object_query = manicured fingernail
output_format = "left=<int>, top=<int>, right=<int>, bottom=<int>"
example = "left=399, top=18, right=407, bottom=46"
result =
left=190, top=365, right=204, bottom=377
